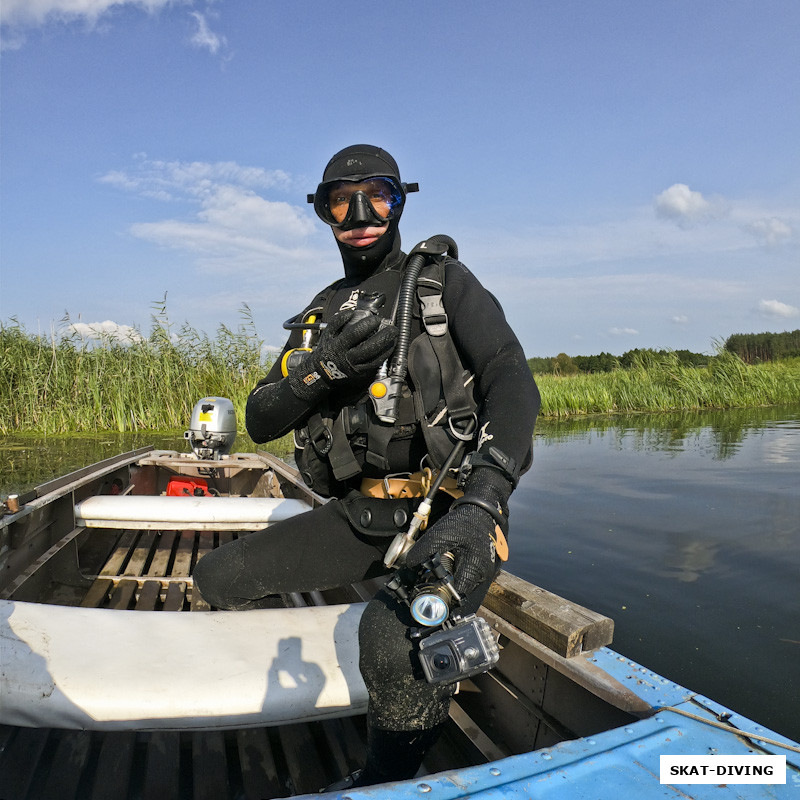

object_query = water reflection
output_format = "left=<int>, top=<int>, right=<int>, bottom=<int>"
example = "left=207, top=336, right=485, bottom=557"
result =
left=536, top=404, right=800, bottom=461
left=517, top=404, right=800, bottom=741
left=0, top=432, right=252, bottom=497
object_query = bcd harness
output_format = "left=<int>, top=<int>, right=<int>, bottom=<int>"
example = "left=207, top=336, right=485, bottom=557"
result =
left=293, top=243, right=478, bottom=496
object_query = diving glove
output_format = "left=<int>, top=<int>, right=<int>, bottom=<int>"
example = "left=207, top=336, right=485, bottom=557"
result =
left=287, top=309, right=398, bottom=403
left=405, top=467, right=512, bottom=598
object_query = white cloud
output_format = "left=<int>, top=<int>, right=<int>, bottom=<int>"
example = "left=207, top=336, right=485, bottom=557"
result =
left=1, top=0, right=228, bottom=58
left=65, top=320, right=144, bottom=344
left=747, top=217, right=793, bottom=247
left=189, top=10, right=225, bottom=54
left=671, top=315, right=689, bottom=324
left=655, top=183, right=719, bottom=226
left=0, top=0, right=178, bottom=28
left=101, top=155, right=328, bottom=275
left=757, top=299, right=799, bottom=319
left=609, top=327, right=639, bottom=336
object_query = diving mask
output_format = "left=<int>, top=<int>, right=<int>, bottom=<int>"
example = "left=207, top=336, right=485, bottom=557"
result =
left=308, top=176, right=418, bottom=230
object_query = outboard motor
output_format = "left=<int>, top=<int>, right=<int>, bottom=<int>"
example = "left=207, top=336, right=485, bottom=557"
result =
left=185, top=397, right=237, bottom=460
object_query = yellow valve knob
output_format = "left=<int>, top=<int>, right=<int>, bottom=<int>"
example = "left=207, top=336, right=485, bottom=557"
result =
left=370, top=381, right=388, bottom=398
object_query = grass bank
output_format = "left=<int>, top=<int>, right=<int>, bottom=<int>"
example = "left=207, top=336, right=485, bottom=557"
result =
left=3, top=317, right=799, bottom=434
left=536, top=350, right=800, bottom=417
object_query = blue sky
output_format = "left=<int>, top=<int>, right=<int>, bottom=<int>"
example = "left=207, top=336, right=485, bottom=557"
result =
left=1, top=1, right=798, bottom=358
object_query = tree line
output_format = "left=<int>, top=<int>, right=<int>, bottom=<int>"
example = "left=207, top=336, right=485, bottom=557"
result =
left=723, top=329, right=800, bottom=364
left=527, top=348, right=709, bottom=376
left=528, top=330, right=799, bottom=375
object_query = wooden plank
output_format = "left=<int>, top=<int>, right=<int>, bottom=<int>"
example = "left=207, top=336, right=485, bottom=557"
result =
left=192, top=731, right=229, bottom=800
left=123, top=531, right=156, bottom=576
left=190, top=531, right=214, bottom=610
left=480, top=606, right=651, bottom=717
left=136, top=580, right=162, bottom=611
left=163, top=581, right=187, bottom=611
left=278, top=723, right=327, bottom=794
left=236, top=728, right=281, bottom=800
left=483, top=570, right=614, bottom=658
left=80, top=577, right=114, bottom=608
left=0, top=727, right=50, bottom=800
left=142, top=731, right=181, bottom=800
left=41, top=730, right=92, bottom=800
left=90, top=731, right=136, bottom=800
left=145, top=531, right=177, bottom=577
left=99, top=530, right=138, bottom=576
left=171, top=531, right=195, bottom=577
left=319, top=718, right=365, bottom=777
left=108, top=579, right=137, bottom=610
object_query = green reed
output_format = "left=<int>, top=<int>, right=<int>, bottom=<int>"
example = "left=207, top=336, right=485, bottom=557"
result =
left=3, top=312, right=800, bottom=435
left=536, top=350, right=800, bottom=417
left=0, top=305, right=272, bottom=437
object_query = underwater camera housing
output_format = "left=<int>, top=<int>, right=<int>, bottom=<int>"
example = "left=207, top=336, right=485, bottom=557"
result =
left=185, top=397, right=237, bottom=460
left=417, top=614, right=500, bottom=686
left=386, top=554, right=500, bottom=685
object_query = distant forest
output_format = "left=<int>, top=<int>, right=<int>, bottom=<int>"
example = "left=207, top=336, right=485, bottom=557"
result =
left=528, top=329, right=800, bottom=375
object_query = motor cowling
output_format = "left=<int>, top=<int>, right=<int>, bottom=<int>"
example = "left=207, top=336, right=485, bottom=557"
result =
left=185, top=397, right=237, bottom=460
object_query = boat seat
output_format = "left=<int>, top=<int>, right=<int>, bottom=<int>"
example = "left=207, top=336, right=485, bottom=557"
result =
left=74, top=495, right=313, bottom=530
left=0, top=599, right=368, bottom=731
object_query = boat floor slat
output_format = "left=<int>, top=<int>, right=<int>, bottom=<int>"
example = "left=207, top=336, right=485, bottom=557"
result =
left=89, top=731, right=137, bottom=800
left=192, top=731, right=229, bottom=800
left=236, top=728, right=281, bottom=800
left=278, top=722, right=330, bottom=794
left=0, top=727, right=50, bottom=800
left=136, top=579, right=162, bottom=611
left=140, top=731, right=181, bottom=800
left=40, top=729, right=92, bottom=800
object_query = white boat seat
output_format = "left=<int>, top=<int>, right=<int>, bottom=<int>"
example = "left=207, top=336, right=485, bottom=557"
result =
left=74, top=495, right=312, bottom=530
left=0, top=599, right=368, bottom=731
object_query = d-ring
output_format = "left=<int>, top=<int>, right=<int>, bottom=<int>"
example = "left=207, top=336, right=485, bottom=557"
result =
left=310, top=426, right=334, bottom=456
left=449, top=413, right=477, bottom=441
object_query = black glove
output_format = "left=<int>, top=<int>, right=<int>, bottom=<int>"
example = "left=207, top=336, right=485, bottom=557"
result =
left=405, top=467, right=512, bottom=598
left=287, top=309, right=398, bottom=403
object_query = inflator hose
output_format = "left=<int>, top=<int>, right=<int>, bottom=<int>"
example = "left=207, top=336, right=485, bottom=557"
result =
left=390, top=235, right=458, bottom=380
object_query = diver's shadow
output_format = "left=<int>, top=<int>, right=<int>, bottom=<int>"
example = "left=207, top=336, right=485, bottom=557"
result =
left=266, top=636, right=327, bottom=710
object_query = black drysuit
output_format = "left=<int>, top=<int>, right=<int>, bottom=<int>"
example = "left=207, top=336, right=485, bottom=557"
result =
left=194, top=246, right=540, bottom=776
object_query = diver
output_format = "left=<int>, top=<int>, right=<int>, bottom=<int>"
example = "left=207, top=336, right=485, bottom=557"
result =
left=193, top=144, right=541, bottom=786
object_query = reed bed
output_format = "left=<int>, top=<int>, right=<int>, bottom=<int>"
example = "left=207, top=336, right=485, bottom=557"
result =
left=0, top=308, right=271, bottom=436
left=3, top=315, right=799, bottom=434
left=537, top=350, right=800, bottom=417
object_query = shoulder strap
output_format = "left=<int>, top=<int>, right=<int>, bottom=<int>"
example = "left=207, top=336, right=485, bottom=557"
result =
left=417, top=257, right=475, bottom=430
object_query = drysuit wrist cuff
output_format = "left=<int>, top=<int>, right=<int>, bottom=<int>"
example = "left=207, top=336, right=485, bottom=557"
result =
left=457, top=446, right=520, bottom=490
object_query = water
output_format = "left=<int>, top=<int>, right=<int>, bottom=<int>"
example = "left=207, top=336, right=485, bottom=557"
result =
left=515, top=405, right=800, bottom=742
left=2, top=407, right=799, bottom=741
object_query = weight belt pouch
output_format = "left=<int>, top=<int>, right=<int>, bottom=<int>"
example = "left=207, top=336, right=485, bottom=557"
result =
left=340, top=491, right=420, bottom=541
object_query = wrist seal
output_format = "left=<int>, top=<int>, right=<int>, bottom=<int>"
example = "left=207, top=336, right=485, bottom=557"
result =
left=457, top=446, right=520, bottom=490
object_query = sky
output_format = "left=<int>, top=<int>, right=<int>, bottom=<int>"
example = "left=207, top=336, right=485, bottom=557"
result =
left=1, top=0, right=798, bottom=359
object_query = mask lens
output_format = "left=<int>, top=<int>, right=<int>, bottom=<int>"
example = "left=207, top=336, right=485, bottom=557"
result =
left=322, top=178, right=404, bottom=225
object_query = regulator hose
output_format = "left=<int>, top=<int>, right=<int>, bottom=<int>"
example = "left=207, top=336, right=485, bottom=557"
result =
left=390, top=234, right=458, bottom=380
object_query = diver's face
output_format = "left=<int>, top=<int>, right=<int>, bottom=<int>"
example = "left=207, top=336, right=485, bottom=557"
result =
left=333, top=223, right=388, bottom=248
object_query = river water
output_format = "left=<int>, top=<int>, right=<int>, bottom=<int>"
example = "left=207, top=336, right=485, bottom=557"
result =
left=2, top=405, right=799, bottom=741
